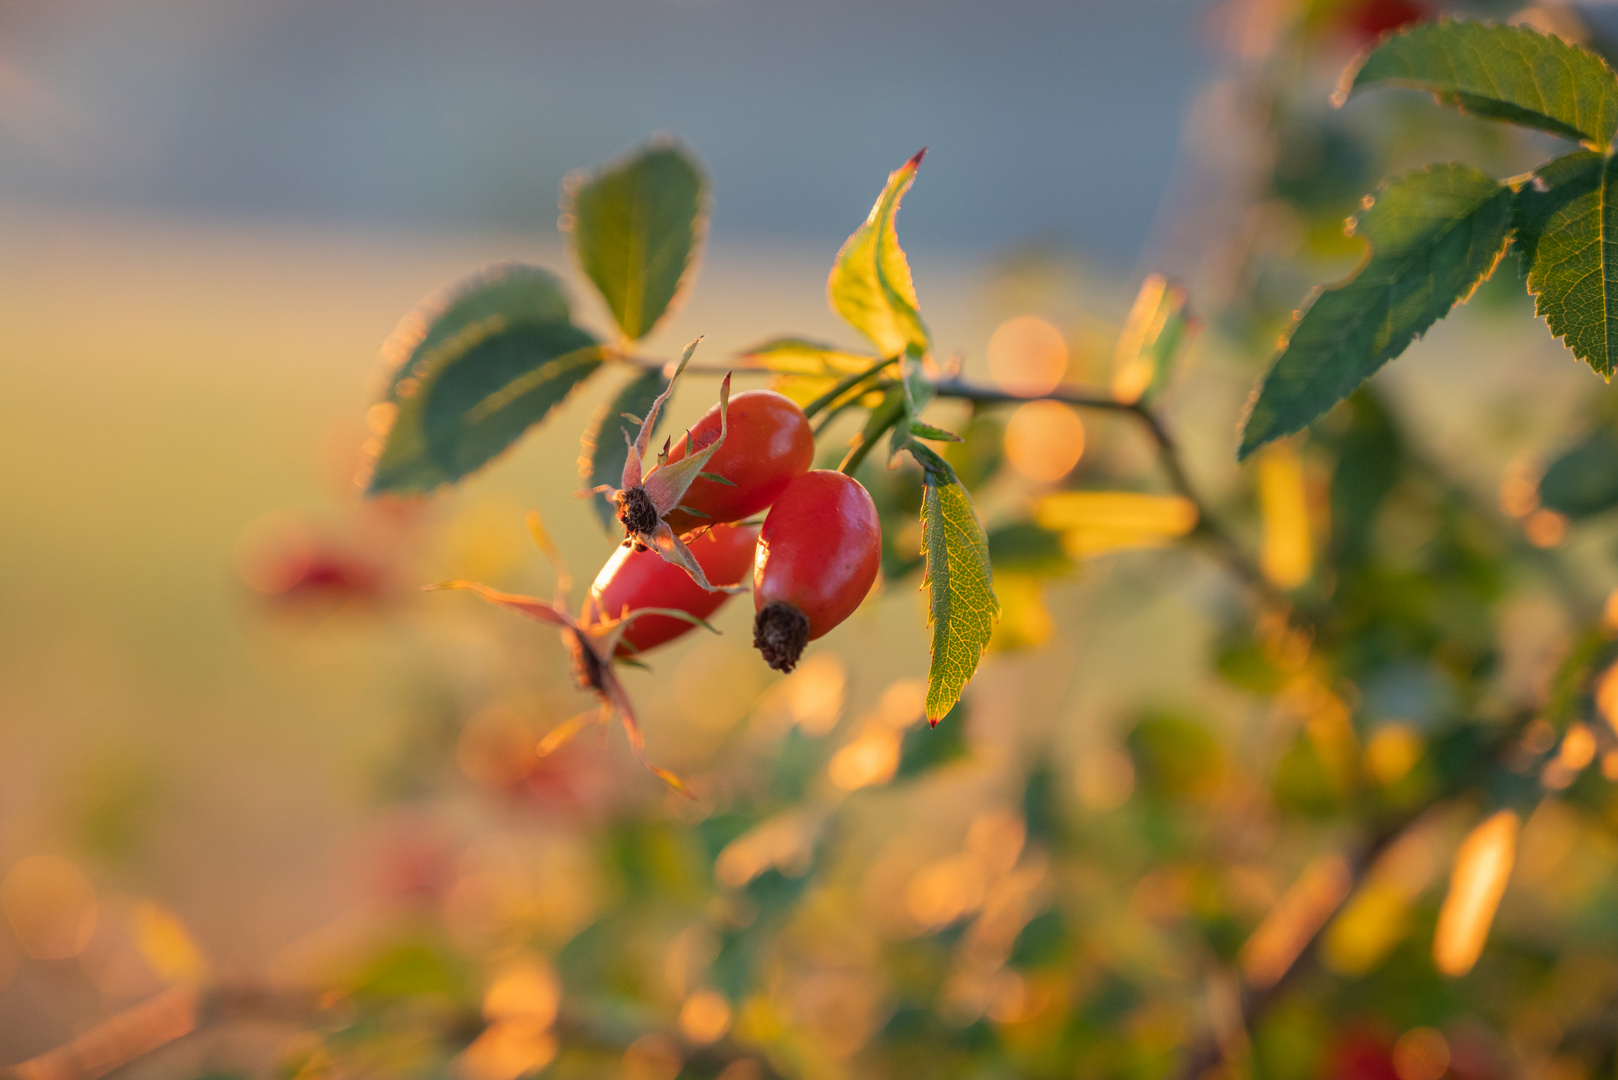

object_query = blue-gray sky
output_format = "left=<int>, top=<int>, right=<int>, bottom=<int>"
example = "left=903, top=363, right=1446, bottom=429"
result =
left=0, top=0, right=1213, bottom=262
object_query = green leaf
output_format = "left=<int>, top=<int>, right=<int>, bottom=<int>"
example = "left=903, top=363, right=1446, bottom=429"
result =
left=568, top=142, right=707, bottom=341
left=828, top=149, right=931, bottom=358
left=579, top=366, right=669, bottom=530
left=1514, top=151, right=1618, bottom=378
left=909, top=421, right=962, bottom=442
left=1339, top=20, right=1618, bottom=148
left=378, top=264, right=572, bottom=404
left=367, top=322, right=602, bottom=495
left=1239, top=164, right=1511, bottom=459
left=912, top=443, right=998, bottom=726
left=1539, top=425, right=1618, bottom=518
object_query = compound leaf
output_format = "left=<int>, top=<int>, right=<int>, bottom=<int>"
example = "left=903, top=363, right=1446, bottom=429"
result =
left=829, top=149, right=931, bottom=359
left=1340, top=20, right=1618, bottom=148
left=1515, top=151, right=1618, bottom=378
left=579, top=366, right=670, bottom=531
left=912, top=443, right=997, bottom=726
left=568, top=142, right=707, bottom=341
left=1239, top=164, right=1511, bottom=459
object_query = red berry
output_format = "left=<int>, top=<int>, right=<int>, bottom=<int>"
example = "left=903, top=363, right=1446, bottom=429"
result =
left=581, top=523, right=758, bottom=655
left=661, top=390, right=814, bottom=534
left=752, top=470, right=881, bottom=671
left=1343, top=0, right=1423, bottom=44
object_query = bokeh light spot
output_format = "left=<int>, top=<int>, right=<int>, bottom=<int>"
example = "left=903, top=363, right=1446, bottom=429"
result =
left=987, top=316, right=1068, bottom=396
left=1, top=855, right=98, bottom=960
left=1391, top=1027, right=1450, bottom=1080
left=679, top=989, right=732, bottom=1044
left=1005, top=401, right=1085, bottom=484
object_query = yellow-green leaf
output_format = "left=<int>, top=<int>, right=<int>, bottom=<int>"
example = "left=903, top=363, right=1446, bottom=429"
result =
left=828, top=149, right=931, bottom=359
left=913, top=445, right=997, bottom=725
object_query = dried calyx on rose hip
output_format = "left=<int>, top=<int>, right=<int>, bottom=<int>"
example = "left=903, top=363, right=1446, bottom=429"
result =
left=659, top=390, right=814, bottom=535
left=752, top=470, right=881, bottom=672
left=581, top=524, right=758, bottom=656
left=427, top=513, right=705, bottom=797
left=587, top=338, right=742, bottom=594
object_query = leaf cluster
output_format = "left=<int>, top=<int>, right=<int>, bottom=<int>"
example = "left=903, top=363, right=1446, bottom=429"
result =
left=1241, top=20, right=1618, bottom=458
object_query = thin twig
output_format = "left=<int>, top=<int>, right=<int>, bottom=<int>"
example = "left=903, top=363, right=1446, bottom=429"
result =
left=932, top=378, right=1283, bottom=608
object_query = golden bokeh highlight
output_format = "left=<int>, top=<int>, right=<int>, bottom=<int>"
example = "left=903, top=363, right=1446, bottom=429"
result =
left=828, top=729, right=902, bottom=791
left=1365, top=724, right=1422, bottom=786
left=483, top=955, right=560, bottom=1028
left=457, top=954, right=561, bottom=1080
left=782, top=653, right=846, bottom=735
left=679, top=989, right=733, bottom=1044
left=715, top=813, right=818, bottom=888
left=986, top=316, right=1068, bottom=396
left=1004, top=401, right=1085, bottom=484
left=1541, top=722, right=1597, bottom=790
left=456, top=1023, right=557, bottom=1080
left=1498, top=457, right=1539, bottom=518
left=131, top=902, right=209, bottom=987
left=1598, top=661, right=1618, bottom=737
left=1, top=855, right=98, bottom=960
left=1523, top=508, right=1568, bottom=548
left=1434, top=809, right=1519, bottom=977
left=1036, top=491, right=1198, bottom=559
left=1324, top=824, right=1441, bottom=976
left=1257, top=443, right=1312, bottom=589
left=1392, top=1027, right=1450, bottom=1080
left=1240, top=854, right=1351, bottom=988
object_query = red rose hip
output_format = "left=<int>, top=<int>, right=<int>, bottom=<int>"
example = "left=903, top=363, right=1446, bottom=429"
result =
left=661, top=390, right=814, bottom=534
left=752, top=470, right=881, bottom=671
left=581, top=524, right=757, bottom=655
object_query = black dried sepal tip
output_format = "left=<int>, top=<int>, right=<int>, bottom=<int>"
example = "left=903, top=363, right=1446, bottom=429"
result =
left=565, top=628, right=607, bottom=693
left=616, top=486, right=660, bottom=537
left=754, top=601, right=810, bottom=672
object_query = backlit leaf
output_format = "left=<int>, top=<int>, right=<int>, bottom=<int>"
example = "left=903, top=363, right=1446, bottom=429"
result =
left=579, top=366, right=669, bottom=531
left=913, top=444, right=997, bottom=725
left=377, top=263, right=571, bottom=404
left=1239, top=164, right=1511, bottom=459
left=1340, top=20, right=1618, bottom=148
left=829, top=149, right=931, bottom=358
left=367, top=305, right=602, bottom=496
left=1514, top=151, right=1618, bottom=378
left=1111, top=274, right=1196, bottom=405
left=568, top=142, right=706, bottom=341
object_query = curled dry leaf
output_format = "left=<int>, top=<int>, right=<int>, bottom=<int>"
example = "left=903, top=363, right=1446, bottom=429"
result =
left=425, top=524, right=707, bottom=799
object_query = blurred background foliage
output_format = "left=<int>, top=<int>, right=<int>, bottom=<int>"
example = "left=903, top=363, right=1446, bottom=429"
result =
left=12, top=1, right=1618, bottom=1079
